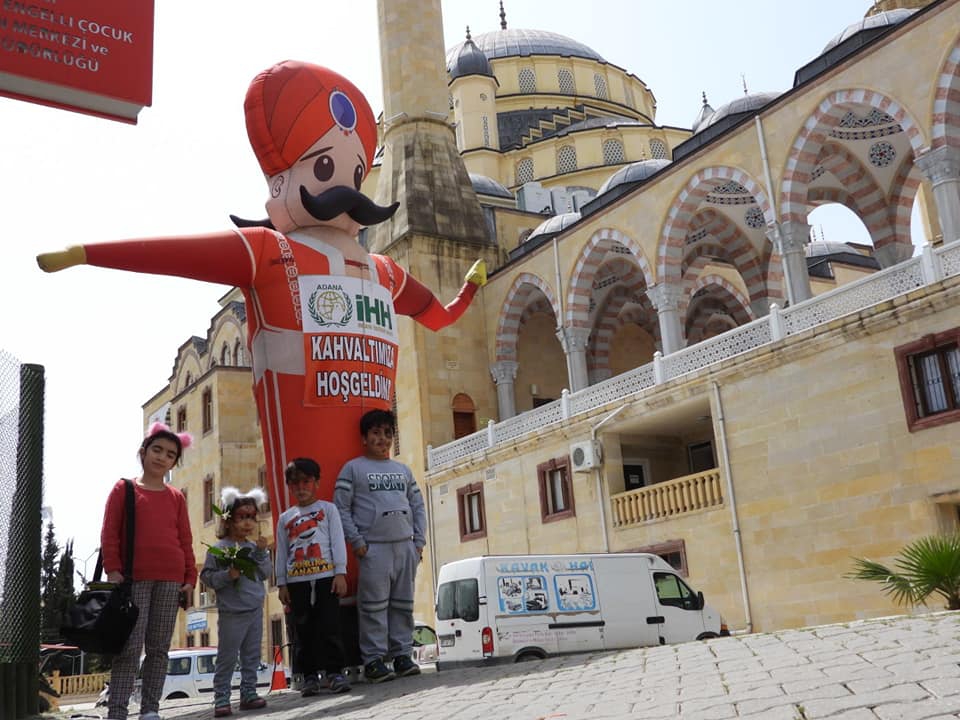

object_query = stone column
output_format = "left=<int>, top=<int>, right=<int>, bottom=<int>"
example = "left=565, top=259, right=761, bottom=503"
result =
left=646, top=283, right=685, bottom=355
left=489, top=360, right=518, bottom=420
left=916, top=146, right=960, bottom=246
left=555, top=326, right=591, bottom=392
left=767, top=221, right=812, bottom=304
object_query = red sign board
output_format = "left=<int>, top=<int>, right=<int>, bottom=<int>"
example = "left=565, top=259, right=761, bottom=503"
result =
left=0, top=0, right=154, bottom=123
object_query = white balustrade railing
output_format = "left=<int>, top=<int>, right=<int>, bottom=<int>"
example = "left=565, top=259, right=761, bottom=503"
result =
left=611, top=468, right=724, bottom=527
left=427, top=240, right=960, bottom=470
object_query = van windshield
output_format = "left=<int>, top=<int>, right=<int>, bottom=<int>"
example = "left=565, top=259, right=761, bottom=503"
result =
left=437, top=578, right=479, bottom=621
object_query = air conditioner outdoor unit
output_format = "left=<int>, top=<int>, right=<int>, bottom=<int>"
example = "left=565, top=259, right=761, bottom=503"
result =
left=199, top=591, right=211, bottom=607
left=570, top=440, right=602, bottom=472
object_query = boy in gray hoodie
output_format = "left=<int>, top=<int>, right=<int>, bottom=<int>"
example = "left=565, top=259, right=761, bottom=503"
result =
left=335, top=409, right=426, bottom=683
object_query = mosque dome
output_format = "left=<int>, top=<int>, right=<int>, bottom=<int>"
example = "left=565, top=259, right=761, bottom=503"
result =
left=598, top=159, right=671, bottom=196
left=469, top=173, right=513, bottom=199
left=446, top=28, right=605, bottom=68
left=526, top=212, right=581, bottom=242
left=695, top=91, right=782, bottom=133
left=822, top=9, right=917, bottom=53
left=448, top=35, right=495, bottom=80
left=805, top=241, right=859, bottom=257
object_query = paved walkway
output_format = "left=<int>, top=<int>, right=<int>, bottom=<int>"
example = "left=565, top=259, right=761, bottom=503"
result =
left=57, top=611, right=960, bottom=720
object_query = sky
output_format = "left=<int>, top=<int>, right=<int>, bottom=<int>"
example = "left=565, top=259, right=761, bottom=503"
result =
left=0, top=0, right=912, bottom=585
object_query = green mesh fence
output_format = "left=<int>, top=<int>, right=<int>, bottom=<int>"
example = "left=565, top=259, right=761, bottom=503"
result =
left=0, top=350, right=44, bottom=719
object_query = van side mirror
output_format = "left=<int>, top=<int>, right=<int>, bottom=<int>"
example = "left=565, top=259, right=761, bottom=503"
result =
left=697, top=591, right=705, bottom=610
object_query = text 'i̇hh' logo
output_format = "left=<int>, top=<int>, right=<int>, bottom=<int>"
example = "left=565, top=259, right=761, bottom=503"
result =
left=308, top=284, right=353, bottom=327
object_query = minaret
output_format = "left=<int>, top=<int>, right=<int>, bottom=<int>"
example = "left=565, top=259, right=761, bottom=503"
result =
left=371, top=0, right=490, bottom=252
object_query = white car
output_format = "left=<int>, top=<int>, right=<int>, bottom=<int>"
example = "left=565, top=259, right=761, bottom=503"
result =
left=133, top=647, right=289, bottom=701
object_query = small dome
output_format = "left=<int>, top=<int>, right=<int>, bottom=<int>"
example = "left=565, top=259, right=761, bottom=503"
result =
left=598, top=159, right=671, bottom=195
left=805, top=241, right=858, bottom=257
left=469, top=173, right=513, bottom=199
left=695, top=91, right=781, bottom=133
left=692, top=92, right=715, bottom=133
left=448, top=36, right=494, bottom=80
left=822, top=9, right=917, bottom=53
left=527, top=212, right=581, bottom=242
left=446, top=28, right=604, bottom=67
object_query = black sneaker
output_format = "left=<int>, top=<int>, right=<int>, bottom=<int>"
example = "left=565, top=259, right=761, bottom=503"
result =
left=363, top=658, right=395, bottom=683
left=392, top=655, right=421, bottom=677
left=301, top=674, right=321, bottom=697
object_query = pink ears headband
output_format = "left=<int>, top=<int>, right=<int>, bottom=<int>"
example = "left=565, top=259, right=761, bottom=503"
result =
left=146, top=421, right=193, bottom=449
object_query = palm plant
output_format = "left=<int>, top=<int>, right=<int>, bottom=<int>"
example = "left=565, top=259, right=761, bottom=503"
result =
left=847, top=534, right=960, bottom=610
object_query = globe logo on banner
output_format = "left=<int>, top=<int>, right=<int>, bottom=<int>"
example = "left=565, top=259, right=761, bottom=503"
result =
left=308, top=285, right=353, bottom=327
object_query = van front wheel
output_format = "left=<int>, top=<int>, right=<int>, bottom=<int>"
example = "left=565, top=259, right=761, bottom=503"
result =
left=165, top=692, right=189, bottom=700
left=696, top=632, right=719, bottom=641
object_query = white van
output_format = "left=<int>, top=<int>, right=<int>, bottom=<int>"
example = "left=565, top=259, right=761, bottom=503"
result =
left=435, top=553, right=728, bottom=667
left=132, top=647, right=288, bottom=701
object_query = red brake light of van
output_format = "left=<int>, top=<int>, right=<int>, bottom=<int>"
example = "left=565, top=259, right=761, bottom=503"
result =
left=481, top=627, right=494, bottom=657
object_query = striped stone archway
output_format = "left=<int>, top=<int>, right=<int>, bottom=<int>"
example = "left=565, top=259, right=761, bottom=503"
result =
left=932, top=37, right=960, bottom=149
left=495, top=272, right=560, bottom=363
left=682, top=274, right=755, bottom=329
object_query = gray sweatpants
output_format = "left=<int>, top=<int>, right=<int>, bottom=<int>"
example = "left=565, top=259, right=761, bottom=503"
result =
left=214, top=607, right=263, bottom=704
left=357, top=541, right=418, bottom=663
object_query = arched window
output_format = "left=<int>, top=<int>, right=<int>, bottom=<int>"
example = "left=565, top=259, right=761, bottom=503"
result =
left=593, top=73, right=608, bottom=99
left=557, top=69, right=575, bottom=94
left=602, top=139, right=625, bottom=165
left=557, top=145, right=578, bottom=174
left=649, top=139, right=668, bottom=160
left=452, top=393, right=477, bottom=439
left=516, top=157, right=534, bottom=185
left=220, top=343, right=229, bottom=366
left=233, top=339, right=243, bottom=366
left=482, top=116, right=490, bottom=147
left=518, top=67, right=537, bottom=93
left=184, top=372, right=193, bottom=389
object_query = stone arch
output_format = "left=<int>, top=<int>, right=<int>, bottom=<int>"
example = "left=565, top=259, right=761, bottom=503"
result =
left=687, top=311, right=738, bottom=345
left=682, top=208, right=767, bottom=303
left=658, top=166, right=774, bottom=285
left=589, top=286, right=659, bottom=378
left=566, top=228, right=654, bottom=328
left=888, top=152, right=924, bottom=250
left=495, top=273, right=560, bottom=362
left=932, top=37, right=960, bottom=149
left=781, top=89, right=927, bottom=224
left=683, top=274, right=754, bottom=328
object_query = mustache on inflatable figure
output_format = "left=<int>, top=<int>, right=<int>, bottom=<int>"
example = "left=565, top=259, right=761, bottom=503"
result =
left=36, top=60, right=486, bottom=610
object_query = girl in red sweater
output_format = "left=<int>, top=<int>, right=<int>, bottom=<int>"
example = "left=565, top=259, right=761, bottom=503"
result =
left=101, top=423, right=197, bottom=720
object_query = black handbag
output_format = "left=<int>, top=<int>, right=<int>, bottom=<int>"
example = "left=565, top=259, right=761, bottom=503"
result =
left=61, top=479, right=140, bottom=654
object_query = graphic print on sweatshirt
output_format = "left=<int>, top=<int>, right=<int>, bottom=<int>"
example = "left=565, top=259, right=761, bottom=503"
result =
left=367, top=472, right=407, bottom=492
left=285, top=508, right=333, bottom=578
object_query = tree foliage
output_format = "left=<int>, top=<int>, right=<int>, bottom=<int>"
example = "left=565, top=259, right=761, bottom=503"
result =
left=847, top=533, right=960, bottom=611
left=39, top=521, right=77, bottom=642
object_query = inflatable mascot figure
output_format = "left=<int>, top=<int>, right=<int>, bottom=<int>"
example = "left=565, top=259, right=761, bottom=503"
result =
left=37, top=61, right=485, bottom=593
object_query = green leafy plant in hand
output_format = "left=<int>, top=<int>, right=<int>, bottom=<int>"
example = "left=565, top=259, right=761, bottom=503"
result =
left=846, top=533, right=960, bottom=610
left=207, top=502, right=259, bottom=584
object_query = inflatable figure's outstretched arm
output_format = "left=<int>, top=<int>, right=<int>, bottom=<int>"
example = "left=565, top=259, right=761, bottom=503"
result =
left=377, top=256, right=487, bottom=331
left=36, top=228, right=275, bottom=287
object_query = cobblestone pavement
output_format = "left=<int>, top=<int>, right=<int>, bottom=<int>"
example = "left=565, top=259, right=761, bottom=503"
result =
left=60, top=612, right=960, bottom=720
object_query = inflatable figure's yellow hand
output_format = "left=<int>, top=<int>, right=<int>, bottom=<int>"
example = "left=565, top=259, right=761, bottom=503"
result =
left=465, top=259, right=487, bottom=287
left=36, top=246, right=87, bottom=273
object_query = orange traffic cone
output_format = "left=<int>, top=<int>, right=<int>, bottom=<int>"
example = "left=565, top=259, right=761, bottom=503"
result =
left=270, top=645, right=287, bottom=690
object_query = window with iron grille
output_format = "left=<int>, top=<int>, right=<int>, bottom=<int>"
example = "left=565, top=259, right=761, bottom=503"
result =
left=482, top=115, right=490, bottom=147
left=457, top=482, right=486, bottom=540
left=558, top=69, right=575, bottom=94
left=650, top=139, right=668, bottom=160
left=203, top=474, right=215, bottom=523
left=518, top=67, right=537, bottom=93
left=895, top=328, right=960, bottom=432
left=593, top=73, right=608, bottom=99
left=537, top=456, right=575, bottom=522
left=176, top=406, right=187, bottom=433
left=602, top=139, right=625, bottom=165
left=516, top=157, right=534, bottom=185
left=557, top=145, right=578, bottom=174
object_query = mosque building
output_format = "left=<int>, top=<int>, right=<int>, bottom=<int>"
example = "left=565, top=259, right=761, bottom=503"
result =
left=145, top=0, right=960, bottom=649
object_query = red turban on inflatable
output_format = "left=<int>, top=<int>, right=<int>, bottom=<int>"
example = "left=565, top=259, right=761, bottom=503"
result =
left=244, top=60, right=378, bottom=177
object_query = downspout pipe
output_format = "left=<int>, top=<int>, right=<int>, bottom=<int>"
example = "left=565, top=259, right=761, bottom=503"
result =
left=755, top=115, right=795, bottom=307
left=712, top=381, right=753, bottom=633
left=591, top=404, right=627, bottom=553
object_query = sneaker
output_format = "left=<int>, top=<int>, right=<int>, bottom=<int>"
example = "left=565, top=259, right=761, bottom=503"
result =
left=325, top=673, right=351, bottom=694
left=214, top=703, right=232, bottom=717
left=238, top=694, right=266, bottom=710
left=141, top=713, right=163, bottom=720
left=301, top=674, right=321, bottom=697
left=363, top=658, right=395, bottom=683
left=392, top=655, right=421, bottom=677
